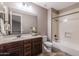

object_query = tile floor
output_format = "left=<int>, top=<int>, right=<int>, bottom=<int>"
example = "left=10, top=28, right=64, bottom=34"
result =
left=39, top=51, right=70, bottom=56
left=39, top=47, right=71, bottom=56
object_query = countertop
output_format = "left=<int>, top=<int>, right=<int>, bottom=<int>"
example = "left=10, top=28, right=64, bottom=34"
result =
left=0, top=34, right=42, bottom=44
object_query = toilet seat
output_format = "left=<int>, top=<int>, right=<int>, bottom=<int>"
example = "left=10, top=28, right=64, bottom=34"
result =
left=44, top=41, right=53, bottom=48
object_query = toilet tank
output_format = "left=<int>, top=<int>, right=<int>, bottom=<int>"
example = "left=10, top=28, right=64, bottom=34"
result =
left=43, top=36, right=48, bottom=42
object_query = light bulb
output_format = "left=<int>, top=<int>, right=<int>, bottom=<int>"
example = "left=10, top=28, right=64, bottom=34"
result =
left=63, top=19, right=68, bottom=22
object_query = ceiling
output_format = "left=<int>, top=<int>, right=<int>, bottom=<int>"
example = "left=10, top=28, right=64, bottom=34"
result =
left=33, top=2, right=78, bottom=10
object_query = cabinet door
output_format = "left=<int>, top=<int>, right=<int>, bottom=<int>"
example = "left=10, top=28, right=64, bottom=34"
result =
left=18, top=41, right=24, bottom=56
left=4, top=41, right=23, bottom=56
left=24, top=40, right=31, bottom=56
left=0, top=45, right=4, bottom=53
left=31, top=37, right=42, bottom=56
left=0, top=45, right=5, bottom=56
left=0, top=44, right=11, bottom=56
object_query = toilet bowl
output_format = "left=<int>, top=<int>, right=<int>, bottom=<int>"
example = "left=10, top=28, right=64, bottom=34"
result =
left=43, top=36, right=53, bottom=52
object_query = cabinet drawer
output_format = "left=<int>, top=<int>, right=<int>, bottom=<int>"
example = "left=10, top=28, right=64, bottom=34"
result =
left=24, top=47, right=31, bottom=56
left=24, top=51, right=31, bottom=56
left=24, top=47, right=31, bottom=51
left=9, top=49, right=19, bottom=56
left=4, top=41, right=23, bottom=49
left=32, top=38, right=42, bottom=42
left=24, top=44, right=31, bottom=48
left=24, top=40, right=31, bottom=44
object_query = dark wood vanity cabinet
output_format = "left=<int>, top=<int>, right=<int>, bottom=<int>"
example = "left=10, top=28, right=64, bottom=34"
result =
left=0, top=37, right=42, bottom=56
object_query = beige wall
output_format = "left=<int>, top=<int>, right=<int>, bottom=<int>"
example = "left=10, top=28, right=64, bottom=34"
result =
left=4, top=2, right=48, bottom=35
left=21, top=14, right=37, bottom=34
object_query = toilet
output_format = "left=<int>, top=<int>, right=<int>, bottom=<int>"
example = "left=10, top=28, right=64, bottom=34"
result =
left=43, top=36, right=53, bottom=53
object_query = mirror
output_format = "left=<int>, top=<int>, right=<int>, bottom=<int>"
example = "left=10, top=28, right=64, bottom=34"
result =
left=10, top=10, right=38, bottom=35
left=0, top=3, right=38, bottom=35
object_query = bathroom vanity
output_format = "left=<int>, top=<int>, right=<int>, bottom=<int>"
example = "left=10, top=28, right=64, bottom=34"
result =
left=0, top=35, right=42, bottom=56
left=0, top=3, right=42, bottom=56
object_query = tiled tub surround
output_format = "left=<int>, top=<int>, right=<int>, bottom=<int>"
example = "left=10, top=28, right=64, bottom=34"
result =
left=0, top=34, right=42, bottom=56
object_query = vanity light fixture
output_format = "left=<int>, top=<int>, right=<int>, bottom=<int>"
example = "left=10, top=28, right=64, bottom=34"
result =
left=17, top=2, right=33, bottom=13
left=22, top=2, right=32, bottom=8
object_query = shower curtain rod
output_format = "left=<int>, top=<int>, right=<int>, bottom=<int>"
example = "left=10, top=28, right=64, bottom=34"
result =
left=52, top=11, right=79, bottom=19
